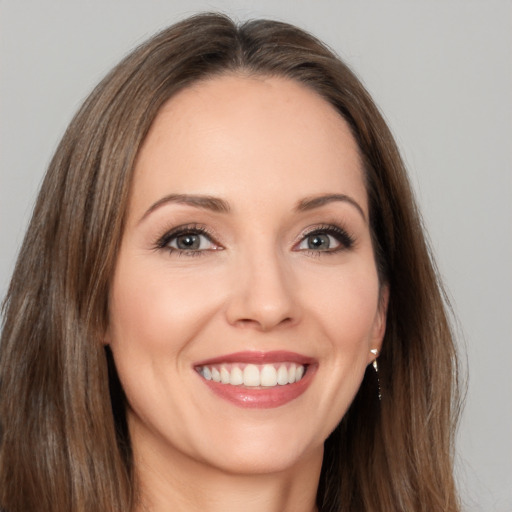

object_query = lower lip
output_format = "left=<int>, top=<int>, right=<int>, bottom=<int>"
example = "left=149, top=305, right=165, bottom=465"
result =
left=197, top=365, right=317, bottom=409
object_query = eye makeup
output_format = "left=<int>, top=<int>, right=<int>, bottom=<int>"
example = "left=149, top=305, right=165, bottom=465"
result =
left=151, top=218, right=357, bottom=260
left=153, top=223, right=222, bottom=257
left=296, top=223, right=355, bottom=255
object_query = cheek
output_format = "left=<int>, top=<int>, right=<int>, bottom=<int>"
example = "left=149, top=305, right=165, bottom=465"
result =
left=107, top=256, right=224, bottom=359
left=283, top=262, right=382, bottom=440
left=301, top=261, right=381, bottom=346
left=106, top=257, right=228, bottom=437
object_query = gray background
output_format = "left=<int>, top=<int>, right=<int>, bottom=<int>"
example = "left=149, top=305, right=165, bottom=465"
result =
left=1, top=1, right=511, bottom=510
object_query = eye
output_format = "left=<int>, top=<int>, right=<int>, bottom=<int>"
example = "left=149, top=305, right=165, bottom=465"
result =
left=298, top=233, right=339, bottom=251
left=296, top=225, right=354, bottom=253
left=169, top=232, right=214, bottom=251
left=156, top=225, right=221, bottom=255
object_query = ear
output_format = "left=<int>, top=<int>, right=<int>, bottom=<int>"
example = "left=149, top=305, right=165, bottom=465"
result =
left=367, top=283, right=389, bottom=365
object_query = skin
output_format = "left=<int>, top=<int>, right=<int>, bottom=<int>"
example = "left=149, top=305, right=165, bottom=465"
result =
left=107, top=74, right=388, bottom=512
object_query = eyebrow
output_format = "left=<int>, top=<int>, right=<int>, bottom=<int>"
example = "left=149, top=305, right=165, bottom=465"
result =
left=139, top=192, right=366, bottom=223
left=296, top=194, right=366, bottom=222
left=139, top=194, right=231, bottom=223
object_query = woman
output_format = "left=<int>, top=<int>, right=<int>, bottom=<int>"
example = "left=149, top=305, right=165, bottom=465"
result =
left=0, top=13, right=461, bottom=512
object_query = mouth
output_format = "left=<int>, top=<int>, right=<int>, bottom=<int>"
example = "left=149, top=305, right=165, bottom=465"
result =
left=193, top=351, right=317, bottom=408
left=196, top=362, right=306, bottom=388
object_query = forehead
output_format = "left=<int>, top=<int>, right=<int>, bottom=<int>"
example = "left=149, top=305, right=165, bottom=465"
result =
left=131, top=74, right=367, bottom=216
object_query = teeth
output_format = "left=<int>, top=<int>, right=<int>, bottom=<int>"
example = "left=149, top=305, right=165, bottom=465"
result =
left=277, top=364, right=289, bottom=385
left=230, top=366, right=243, bottom=386
left=243, top=364, right=260, bottom=386
left=220, top=366, right=230, bottom=384
left=198, top=362, right=306, bottom=388
left=288, top=364, right=296, bottom=384
left=260, top=365, right=277, bottom=387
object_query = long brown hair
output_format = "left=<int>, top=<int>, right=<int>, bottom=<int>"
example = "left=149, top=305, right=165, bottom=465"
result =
left=0, top=13, right=461, bottom=512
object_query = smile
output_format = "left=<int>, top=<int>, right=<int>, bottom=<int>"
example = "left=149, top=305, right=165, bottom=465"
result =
left=194, top=351, right=316, bottom=408
left=196, top=362, right=306, bottom=388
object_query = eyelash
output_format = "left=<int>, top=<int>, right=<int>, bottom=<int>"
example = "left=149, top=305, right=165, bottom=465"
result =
left=154, top=224, right=219, bottom=257
left=299, top=224, right=355, bottom=255
left=154, top=223, right=355, bottom=257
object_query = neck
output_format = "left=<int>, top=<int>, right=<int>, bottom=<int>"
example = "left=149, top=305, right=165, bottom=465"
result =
left=132, top=433, right=322, bottom=512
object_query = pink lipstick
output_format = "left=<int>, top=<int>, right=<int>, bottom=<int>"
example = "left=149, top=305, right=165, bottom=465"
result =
left=194, top=351, right=317, bottom=409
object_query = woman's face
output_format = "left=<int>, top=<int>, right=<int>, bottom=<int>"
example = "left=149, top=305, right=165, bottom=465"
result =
left=107, top=75, right=387, bottom=476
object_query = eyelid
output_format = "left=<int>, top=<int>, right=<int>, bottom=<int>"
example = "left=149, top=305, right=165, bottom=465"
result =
left=294, top=223, right=355, bottom=252
left=152, top=222, right=355, bottom=255
left=154, top=223, right=222, bottom=252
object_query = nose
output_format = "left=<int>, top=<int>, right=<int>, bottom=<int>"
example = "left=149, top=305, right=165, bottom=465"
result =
left=225, top=247, right=300, bottom=332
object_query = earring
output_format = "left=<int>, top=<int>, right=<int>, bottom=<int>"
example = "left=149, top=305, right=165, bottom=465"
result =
left=370, top=349, right=381, bottom=401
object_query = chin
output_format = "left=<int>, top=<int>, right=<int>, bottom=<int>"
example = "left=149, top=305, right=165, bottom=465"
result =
left=202, top=440, right=323, bottom=477
left=182, top=419, right=326, bottom=476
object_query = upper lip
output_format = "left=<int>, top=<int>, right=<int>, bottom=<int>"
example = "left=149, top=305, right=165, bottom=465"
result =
left=194, top=350, right=316, bottom=367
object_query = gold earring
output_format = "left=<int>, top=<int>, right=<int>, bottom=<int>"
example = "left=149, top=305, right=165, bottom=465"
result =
left=370, top=348, right=381, bottom=400
left=370, top=348, right=379, bottom=371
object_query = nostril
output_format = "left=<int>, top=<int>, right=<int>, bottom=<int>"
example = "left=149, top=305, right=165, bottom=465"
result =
left=234, top=316, right=294, bottom=331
